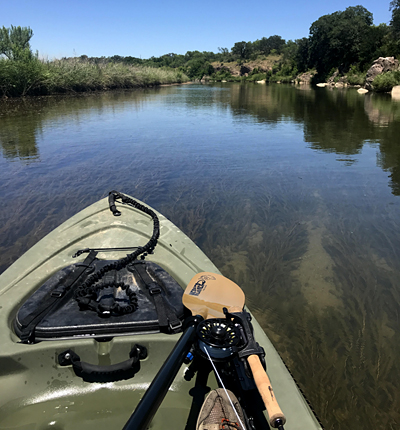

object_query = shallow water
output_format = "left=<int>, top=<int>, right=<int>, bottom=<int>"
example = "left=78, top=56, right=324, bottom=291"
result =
left=1, top=83, right=400, bottom=429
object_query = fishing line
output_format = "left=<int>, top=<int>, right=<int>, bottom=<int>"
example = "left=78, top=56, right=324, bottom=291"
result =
left=204, top=348, right=245, bottom=430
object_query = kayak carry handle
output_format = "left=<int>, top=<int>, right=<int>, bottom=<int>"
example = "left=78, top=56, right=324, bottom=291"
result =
left=58, top=344, right=147, bottom=383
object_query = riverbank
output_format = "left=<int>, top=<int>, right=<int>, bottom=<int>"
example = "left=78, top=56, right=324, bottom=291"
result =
left=204, top=57, right=400, bottom=93
left=2, top=54, right=399, bottom=100
left=0, top=57, right=189, bottom=98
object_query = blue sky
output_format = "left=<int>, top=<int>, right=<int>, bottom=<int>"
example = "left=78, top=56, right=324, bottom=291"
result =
left=1, top=0, right=393, bottom=59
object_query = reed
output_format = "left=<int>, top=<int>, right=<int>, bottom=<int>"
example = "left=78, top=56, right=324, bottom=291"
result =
left=0, top=57, right=189, bottom=97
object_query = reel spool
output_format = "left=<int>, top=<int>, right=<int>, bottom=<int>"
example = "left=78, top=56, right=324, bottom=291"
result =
left=196, top=319, right=241, bottom=361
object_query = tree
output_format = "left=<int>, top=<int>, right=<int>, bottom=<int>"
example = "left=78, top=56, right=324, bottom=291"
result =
left=390, top=0, right=400, bottom=38
left=309, top=6, right=373, bottom=78
left=231, top=41, right=253, bottom=59
left=389, top=0, right=400, bottom=54
left=254, top=35, right=286, bottom=55
left=282, top=40, right=297, bottom=63
left=0, top=25, right=33, bottom=60
left=266, top=35, right=286, bottom=54
left=185, top=59, right=214, bottom=80
left=295, top=38, right=310, bottom=72
left=359, top=24, right=391, bottom=68
left=217, top=47, right=230, bottom=62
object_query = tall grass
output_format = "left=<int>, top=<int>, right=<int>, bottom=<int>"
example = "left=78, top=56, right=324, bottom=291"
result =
left=0, top=57, right=189, bottom=97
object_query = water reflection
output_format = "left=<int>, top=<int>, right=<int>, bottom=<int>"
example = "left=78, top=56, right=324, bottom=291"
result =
left=1, top=84, right=400, bottom=430
left=0, top=101, right=41, bottom=161
left=364, top=93, right=400, bottom=126
left=0, top=90, right=157, bottom=163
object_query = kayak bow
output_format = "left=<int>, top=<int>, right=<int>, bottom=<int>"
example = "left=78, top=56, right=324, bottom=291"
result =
left=0, top=192, right=323, bottom=430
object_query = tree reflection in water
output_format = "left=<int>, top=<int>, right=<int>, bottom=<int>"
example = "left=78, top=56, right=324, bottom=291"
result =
left=1, top=84, right=400, bottom=429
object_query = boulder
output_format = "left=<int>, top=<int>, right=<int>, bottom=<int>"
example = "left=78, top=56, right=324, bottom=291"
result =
left=327, top=70, right=348, bottom=87
left=327, top=70, right=339, bottom=85
left=365, top=57, right=399, bottom=90
left=297, top=71, right=315, bottom=84
left=392, top=85, right=400, bottom=101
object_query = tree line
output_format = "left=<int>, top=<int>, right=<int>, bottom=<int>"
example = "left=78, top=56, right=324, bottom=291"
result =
left=1, top=2, right=400, bottom=92
left=73, top=2, right=400, bottom=81
left=74, top=35, right=288, bottom=80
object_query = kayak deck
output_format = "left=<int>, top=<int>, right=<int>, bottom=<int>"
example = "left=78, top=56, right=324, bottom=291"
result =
left=0, top=196, right=322, bottom=430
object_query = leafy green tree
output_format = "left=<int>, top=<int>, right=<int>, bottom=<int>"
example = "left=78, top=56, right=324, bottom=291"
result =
left=295, top=38, right=310, bottom=72
left=184, top=50, right=204, bottom=61
left=254, top=37, right=268, bottom=55
left=309, top=6, right=373, bottom=78
left=282, top=40, right=298, bottom=64
left=390, top=0, right=400, bottom=38
left=231, top=41, right=253, bottom=59
left=124, top=56, right=143, bottom=65
left=185, top=58, right=214, bottom=80
left=359, top=24, right=391, bottom=68
left=216, top=47, right=230, bottom=62
left=0, top=25, right=33, bottom=60
left=254, top=35, right=286, bottom=55
left=267, top=35, right=286, bottom=54
left=389, top=0, right=400, bottom=54
left=109, top=55, right=124, bottom=63
left=159, top=53, right=185, bottom=68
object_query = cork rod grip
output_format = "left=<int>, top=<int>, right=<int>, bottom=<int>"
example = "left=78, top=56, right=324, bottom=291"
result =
left=247, top=355, right=286, bottom=428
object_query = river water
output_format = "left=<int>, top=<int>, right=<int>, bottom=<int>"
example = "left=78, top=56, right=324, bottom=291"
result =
left=1, top=83, right=400, bottom=429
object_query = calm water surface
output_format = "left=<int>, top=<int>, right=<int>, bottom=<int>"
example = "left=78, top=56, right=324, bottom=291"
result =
left=1, top=84, right=400, bottom=429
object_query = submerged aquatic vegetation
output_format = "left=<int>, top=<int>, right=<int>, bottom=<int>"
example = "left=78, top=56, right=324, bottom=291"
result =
left=158, top=175, right=400, bottom=430
left=2, top=83, right=400, bottom=430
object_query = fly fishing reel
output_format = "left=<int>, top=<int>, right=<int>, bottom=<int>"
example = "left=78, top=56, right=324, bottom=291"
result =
left=196, top=319, right=241, bottom=361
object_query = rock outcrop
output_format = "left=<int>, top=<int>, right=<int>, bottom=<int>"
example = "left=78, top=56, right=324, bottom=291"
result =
left=213, top=64, right=240, bottom=77
left=392, top=85, right=400, bottom=100
left=365, top=57, right=399, bottom=90
left=239, top=65, right=251, bottom=76
left=297, top=71, right=316, bottom=84
left=211, top=59, right=277, bottom=77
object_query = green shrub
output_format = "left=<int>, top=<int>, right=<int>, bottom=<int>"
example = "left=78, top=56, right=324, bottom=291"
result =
left=372, top=71, right=400, bottom=92
left=346, top=64, right=366, bottom=86
left=247, top=73, right=266, bottom=82
left=328, top=68, right=337, bottom=78
left=269, top=74, right=293, bottom=83
left=212, top=69, right=234, bottom=81
left=0, top=51, right=47, bottom=96
left=347, top=73, right=366, bottom=85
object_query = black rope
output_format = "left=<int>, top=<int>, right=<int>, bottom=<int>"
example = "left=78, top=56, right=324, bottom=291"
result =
left=73, top=191, right=160, bottom=312
left=75, top=281, right=138, bottom=316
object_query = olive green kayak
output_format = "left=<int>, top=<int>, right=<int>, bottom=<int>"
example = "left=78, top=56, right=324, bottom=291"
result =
left=0, top=192, right=323, bottom=430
